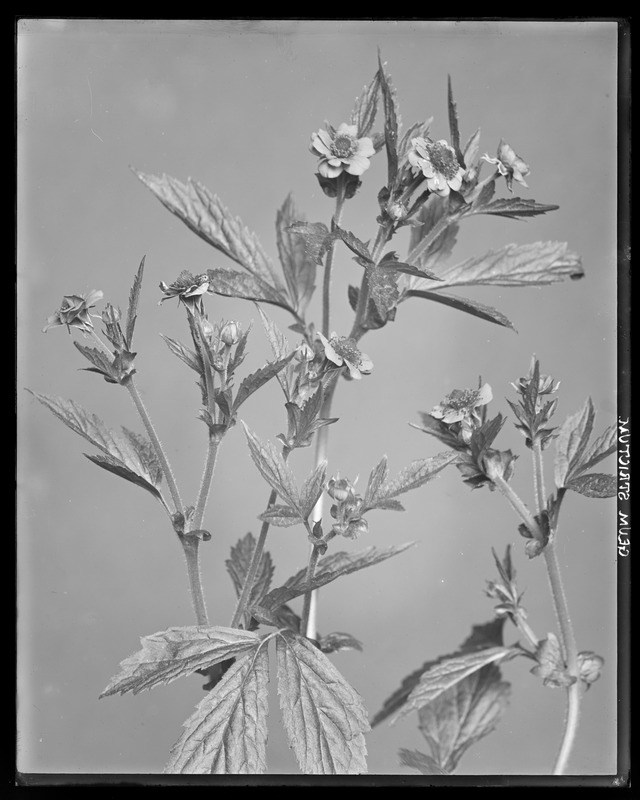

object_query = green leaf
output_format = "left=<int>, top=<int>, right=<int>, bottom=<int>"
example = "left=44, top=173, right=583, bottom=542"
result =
left=553, top=397, right=596, bottom=488
left=363, top=452, right=458, bottom=512
left=365, top=263, right=399, bottom=323
left=391, top=645, right=520, bottom=723
left=462, top=127, right=481, bottom=169
left=319, top=632, right=363, bottom=654
left=446, top=75, right=465, bottom=167
left=300, top=461, right=328, bottom=520
left=434, top=241, right=584, bottom=289
left=225, top=532, right=274, bottom=610
left=160, top=335, right=202, bottom=374
left=100, top=626, right=262, bottom=697
left=133, top=169, right=284, bottom=290
left=287, top=221, right=332, bottom=265
left=566, top=473, right=616, bottom=498
left=398, top=748, right=450, bottom=776
left=256, top=304, right=290, bottom=361
left=28, top=392, right=162, bottom=496
left=574, top=423, right=617, bottom=477
left=73, top=342, right=119, bottom=383
left=333, top=226, right=373, bottom=263
left=276, top=194, right=317, bottom=312
left=207, top=267, right=291, bottom=312
left=276, top=630, right=369, bottom=774
left=165, top=642, right=269, bottom=774
left=259, top=543, right=416, bottom=613
left=530, top=633, right=575, bottom=688
left=378, top=54, right=399, bottom=187
left=398, top=117, right=433, bottom=157
left=121, top=427, right=163, bottom=486
left=258, top=505, right=303, bottom=528
left=350, top=71, right=381, bottom=138
left=363, top=456, right=389, bottom=512
left=417, top=662, right=511, bottom=773
left=404, top=289, right=516, bottom=331
left=407, top=195, right=459, bottom=274
left=243, top=423, right=301, bottom=513
left=232, top=354, right=295, bottom=412
left=470, top=197, right=560, bottom=219
left=125, top=256, right=145, bottom=349
left=372, top=619, right=507, bottom=728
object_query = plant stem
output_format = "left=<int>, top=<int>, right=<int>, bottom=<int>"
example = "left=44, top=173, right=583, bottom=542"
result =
left=531, top=439, right=581, bottom=775
left=321, top=178, right=347, bottom=338
left=230, top=448, right=290, bottom=629
left=192, top=434, right=222, bottom=531
left=350, top=223, right=391, bottom=341
left=490, top=473, right=544, bottom=542
left=182, top=538, right=209, bottom=626
left=300, top=545, right=321, bottom=638
left=125, top=378, right=184, bottom=515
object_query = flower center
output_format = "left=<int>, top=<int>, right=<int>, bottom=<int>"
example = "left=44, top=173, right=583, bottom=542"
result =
left=446, top=388, right=477, bottom=411
left=427, top=142, right=461, bottom=180
left=330, top=336, right=362, bottom=365
left=331, top=134, right=358, bottom=159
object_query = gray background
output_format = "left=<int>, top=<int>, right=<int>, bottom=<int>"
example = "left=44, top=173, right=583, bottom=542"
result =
left=18, top=20, right=619, bottom=776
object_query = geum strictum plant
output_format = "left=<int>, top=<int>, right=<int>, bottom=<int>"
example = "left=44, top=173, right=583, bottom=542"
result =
left=29, top=55, right=613, bottom=776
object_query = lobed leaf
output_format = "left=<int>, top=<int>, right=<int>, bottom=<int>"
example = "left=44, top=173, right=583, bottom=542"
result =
left=363, top=451, right=458, bottom=512
left=404, top=289, right=516, bottom=331
left=100, top=626, right=262, bottom=697
left=133, top=169, right=284, bottom=290
left=566, top=473, right=616, bottom=499
left=276, top=194, right=317, bottom=312
left=258, top=543, right=416, bottom=614
left=432, top=241, right=584, bottom=289
left=165, top=643, right=270, bottom=774
left=243, top=423, right=301, bottom=513
left=276, top=630, right=369, bottom=774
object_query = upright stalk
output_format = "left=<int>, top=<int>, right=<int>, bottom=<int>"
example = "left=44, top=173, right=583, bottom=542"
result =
left=532, top=439, right=581, bottom=775
left=321, top=177, right=348, bottom=338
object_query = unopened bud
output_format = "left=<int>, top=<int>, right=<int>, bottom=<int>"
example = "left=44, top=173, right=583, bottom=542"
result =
left=577, top=651, right=604, bottom=686
left=344, top=517, right=368, bottom=540
left=327, top=477, right=355, bottom=503
left=220, top=321, right=240, bottom=346
left=102, top=303, right=121, bottom=325
left=387, top=201, right=408, bottom=222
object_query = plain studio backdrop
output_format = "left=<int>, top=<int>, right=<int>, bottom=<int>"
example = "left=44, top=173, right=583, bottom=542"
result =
left=17, top=20, right=619, bottom=777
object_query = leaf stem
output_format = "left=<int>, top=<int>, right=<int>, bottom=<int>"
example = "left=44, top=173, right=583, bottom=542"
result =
left=321, top=177, right=347, bottom=338
left=490, top=473, right=544, bottom=542
left=125, top=378, right=184, bottom=515
left=230, top=448, right=291, bottom=629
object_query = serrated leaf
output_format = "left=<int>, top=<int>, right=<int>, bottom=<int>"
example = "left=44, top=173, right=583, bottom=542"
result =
left=470, top=197, right=560, bottom=219
left=470, top=414, right=506, bottom=457
left=363, top=452, right=458, bottom=512
left=574, top=423, right=617, bottom=477
left=417, top=662, right=511, bottom=773
left=365, top=263, right=399, bottom=322
left=300, top=461, right=328, bottom=520
left=284, top=389, right=338, bottom=450
left=566, top=473, right=616, bottom=498
left=84, top=453, right=162, bottom=499
left=73, top=342, right=118, bottom=382
left=372, top=618, right=507, bottom=727
left=28, top=392, right=162, bottom=493
left=258, top=505, right=303, bottom=527
left=433, top=241, right=584, bottom=289
left=407, top=195, right=459, bottom=274
left=165, top=643, right=269, bottom=774
left=530, top=633, right=575, bottom=688
left=276, top=630, right=369, bottom=774
left=233, top=354, right=295, bottom=412
left=462, top=127, right=481, bottom=169
left=161, top=335, right=202, bottom=374
left=333, top=226, right=373, bottom=263
left=121, top=427, right=163, bottom=487
left=378, top=53, right=399, bottom=186
left=259, top=543, right=416, bottom=613
left=392, top=646, right=520, bottom=723
left=363, top=456, right=389, bottom=512
left=399, top=748, right=450, bottom=775
left=276, top=195, right=317, bottom=312
left=243, top=423, right=301, bottom=513
left=133, top=169, right=284, bottom=290
left=207, top=267, right=291, bottom=312
left=100, top=626, right=262, bottom=697
left=410, top=413, right=469, bottom=452
left=319, top=632, right=363, bottom=654
left=404, top=289, right=516, bottom=331
left=125, top=256, right=145, bottom=349
left=553, top=398, right=596, bottom=488
left=287, top=221, right=332, bottom=265
left=256, top=300, right=291, bottom=363
left=350, top=71, right=381, bottom=138
left=226, top=532, right=274, bottom=609
left=447, top=75, right=465, bottom=167
left=398, top=117, right=434, bottom=158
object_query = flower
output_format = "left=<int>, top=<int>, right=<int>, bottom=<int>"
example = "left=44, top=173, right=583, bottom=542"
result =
left=407, top=138, right=465, bottom=197
left=317, top=332, right=373, bottom=380
left=310, top=123, right=375, bottom=179
left=511, top=356, right=560, bottom=399
left=219, top=320, right=241, bottom=347
left=431, top=384, right=493, bottom=427
left=159, top=271, right=210, bottom=311
left=43, top=289, right=104, bottom=334
left=482, top=139, right=530, bottom=192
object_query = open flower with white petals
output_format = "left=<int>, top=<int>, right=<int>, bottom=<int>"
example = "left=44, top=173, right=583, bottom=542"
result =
left=310, top=123, right=375, bottom=179
left=431, top=383, right=493, bottom=443
left=407, top=137, right=465, bottom=197
left=317, top=332, right=373, bottom=380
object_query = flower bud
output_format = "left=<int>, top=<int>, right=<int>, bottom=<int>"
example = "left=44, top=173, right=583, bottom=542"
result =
left=344, top=517, right=368, bottom=540
left=220, top=320, right=240, bottom=346
left=327, top=477, right=355, bottom=503
left=577, top=651, right=604, bottom=686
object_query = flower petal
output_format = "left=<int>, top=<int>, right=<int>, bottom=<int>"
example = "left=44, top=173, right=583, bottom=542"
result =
left=318, top=161, right=344, bottom=179
left=337, top=123, right=358, bottom=137
left=345, top=154, right=371, bottom=176
left=355, top=137, right=375, bottom=158
left=344, top=359, right=363, bottom=380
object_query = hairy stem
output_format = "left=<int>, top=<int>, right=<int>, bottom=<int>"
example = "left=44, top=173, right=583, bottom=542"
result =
left=490, top=473, right=544, bottom=542
left=125, top=378, right=184, bottom=515
left=192, top=434, right=222, bottom=532
left=321, top=178, right=347, bottom=338
left=230, top=448, right=290, bottom=629
left=182, top=538, right=209, bottom=626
